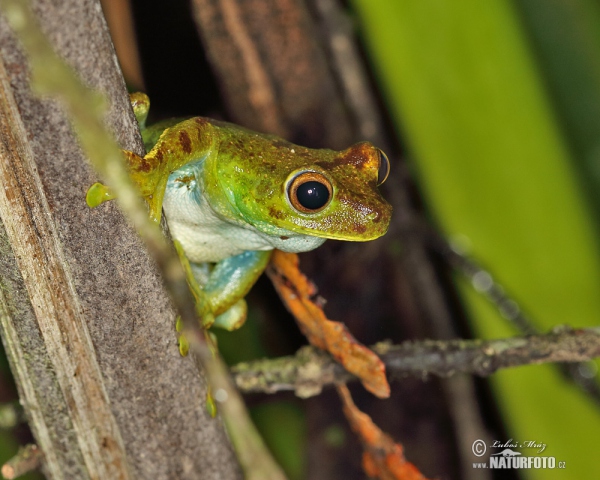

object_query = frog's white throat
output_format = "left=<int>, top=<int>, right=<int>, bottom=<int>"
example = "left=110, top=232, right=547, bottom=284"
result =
left=162, top=171, right=326, bottom=264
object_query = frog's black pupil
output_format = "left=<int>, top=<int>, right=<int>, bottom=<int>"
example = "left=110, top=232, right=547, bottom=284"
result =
left=296, top=181, right=330, bottom=210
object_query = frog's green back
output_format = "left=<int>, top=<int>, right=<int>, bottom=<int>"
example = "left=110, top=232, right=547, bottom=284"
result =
left=141, top=118, right=184, bottom=152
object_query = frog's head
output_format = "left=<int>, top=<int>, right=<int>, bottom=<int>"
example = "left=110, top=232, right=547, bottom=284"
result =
left=206, top=132, right=392, bottom=243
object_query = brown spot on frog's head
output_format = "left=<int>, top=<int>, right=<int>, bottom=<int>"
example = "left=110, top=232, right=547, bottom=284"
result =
left=179, top=130, right=192, bottom=154
left=315, top=142, right=380, bottom=177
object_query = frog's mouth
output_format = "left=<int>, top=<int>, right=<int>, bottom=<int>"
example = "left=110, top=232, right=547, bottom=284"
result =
left=290, top=194, right=392, bottom=241
left=244, top=204, right=392, bottom=243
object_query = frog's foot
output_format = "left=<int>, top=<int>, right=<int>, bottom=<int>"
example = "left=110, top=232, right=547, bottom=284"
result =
left=86, top=182, right=115, bottom=208
left=175, top=315, right=221, bottom=358
left=212, top=299, right=247, bottom=331
left=176, top=300, right=246, bottom=357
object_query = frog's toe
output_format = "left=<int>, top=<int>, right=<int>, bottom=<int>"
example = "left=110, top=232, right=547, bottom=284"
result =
left=129, top=92, right=150, bottom=128
left=212, top=300, right=247, bottom=331
left=178, top=332, right=190, bottom=357
left=86, top=182, right=114, bottom=208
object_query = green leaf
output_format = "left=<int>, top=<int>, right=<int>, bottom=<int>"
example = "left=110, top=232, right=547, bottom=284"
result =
left=352, top=1, right=600, bottom=478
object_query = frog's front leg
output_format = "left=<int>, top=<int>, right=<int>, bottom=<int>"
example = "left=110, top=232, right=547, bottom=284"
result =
left=87, top=150, right=169, bottom=223
left=87, top=116, right=215, bottom=222
left=202, top=250, right=273, bottom=330
left=175, top=244, right=272, bottom=331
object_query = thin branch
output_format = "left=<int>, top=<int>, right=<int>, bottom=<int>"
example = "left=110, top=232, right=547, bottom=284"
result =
left=1, top=444, right=43, bottom=479
left=231, top=327, right=600, bottom=397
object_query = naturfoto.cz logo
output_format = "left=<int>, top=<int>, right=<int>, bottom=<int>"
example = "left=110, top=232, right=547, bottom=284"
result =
left=471, top=439, right=566, bottom=470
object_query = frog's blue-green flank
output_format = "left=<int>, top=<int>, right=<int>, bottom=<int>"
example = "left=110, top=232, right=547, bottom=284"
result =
left=88, top=93, right=392, bottom=330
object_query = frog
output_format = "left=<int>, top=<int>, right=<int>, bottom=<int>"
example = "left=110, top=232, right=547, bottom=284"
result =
left=87, top=93, right=392, bottom=331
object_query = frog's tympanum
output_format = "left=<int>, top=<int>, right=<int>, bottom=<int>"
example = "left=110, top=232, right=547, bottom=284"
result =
left=88, top=93, right=392, bottom=330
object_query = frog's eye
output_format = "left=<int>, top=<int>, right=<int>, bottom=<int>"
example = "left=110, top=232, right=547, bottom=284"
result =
left=377, top=149, right=390, bottom=186
left=287, top=172, right=333, bottom=213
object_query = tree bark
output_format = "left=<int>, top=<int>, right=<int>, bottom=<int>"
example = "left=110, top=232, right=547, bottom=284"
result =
left=0, top=1, right=240, bottom=478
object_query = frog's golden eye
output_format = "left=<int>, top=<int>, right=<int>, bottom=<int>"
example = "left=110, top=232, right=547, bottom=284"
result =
left=287, top=172, right=333, bottom=213
left=377, top=149, right=390, bottom=186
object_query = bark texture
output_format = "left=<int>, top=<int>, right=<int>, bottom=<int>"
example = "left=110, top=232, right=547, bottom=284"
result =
left=0, top=1, right=240, bottom=478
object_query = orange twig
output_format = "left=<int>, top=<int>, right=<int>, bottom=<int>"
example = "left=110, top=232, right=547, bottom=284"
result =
left=266, top=250, right=430, bottom=479
left=266, top=250, right=389, bottom=398
left=337, top=385, right=430, bottom=480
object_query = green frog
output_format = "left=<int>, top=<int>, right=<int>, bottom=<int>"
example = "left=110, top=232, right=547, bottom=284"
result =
left=88, top=93, right=392, bottom=331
